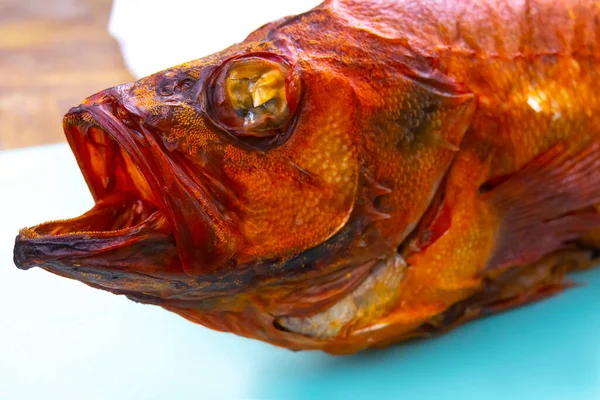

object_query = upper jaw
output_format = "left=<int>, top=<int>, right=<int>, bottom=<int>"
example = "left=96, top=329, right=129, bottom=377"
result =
left=62, top=88, right=158, bottom=205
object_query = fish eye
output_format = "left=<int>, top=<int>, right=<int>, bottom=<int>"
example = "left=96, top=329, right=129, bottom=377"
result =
left=208, top=55, right=301, bottom=139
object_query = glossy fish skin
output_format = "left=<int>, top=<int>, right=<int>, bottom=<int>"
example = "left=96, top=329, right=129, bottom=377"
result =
left=13, top=0, right=600, bottom=354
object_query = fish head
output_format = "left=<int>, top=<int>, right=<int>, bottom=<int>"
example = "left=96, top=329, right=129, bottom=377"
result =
left=13, top=32, right=364, bottom=300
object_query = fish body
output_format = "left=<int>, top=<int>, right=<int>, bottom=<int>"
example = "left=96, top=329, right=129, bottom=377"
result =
left=13, top=0, right=600, bottom=354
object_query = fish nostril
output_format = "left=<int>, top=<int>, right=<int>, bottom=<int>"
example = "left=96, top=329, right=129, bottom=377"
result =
left=157, top=77, right=196, bottom=97
left=159, top=83, right=175, bottom=97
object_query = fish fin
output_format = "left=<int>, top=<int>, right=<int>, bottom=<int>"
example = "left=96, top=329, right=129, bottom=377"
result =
left=483, top=281, right=577, bottom=313
left=408, top=281, right=575, bottom=342
left=484, top=142, right=600, bottom=271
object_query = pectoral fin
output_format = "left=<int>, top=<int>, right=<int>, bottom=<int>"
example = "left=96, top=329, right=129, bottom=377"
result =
left=484, top=142, right=600, bottom=271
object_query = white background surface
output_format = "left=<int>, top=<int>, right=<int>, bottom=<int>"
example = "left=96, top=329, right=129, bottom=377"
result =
left=1, top=0, right=600, bottom=398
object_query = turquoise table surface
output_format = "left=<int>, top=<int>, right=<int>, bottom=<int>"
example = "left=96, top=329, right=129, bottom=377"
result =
left=1, top=144, right=599, bottom=400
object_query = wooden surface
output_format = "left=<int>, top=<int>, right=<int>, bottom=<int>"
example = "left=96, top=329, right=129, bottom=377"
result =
left=0, top=0, right=133, bottom=150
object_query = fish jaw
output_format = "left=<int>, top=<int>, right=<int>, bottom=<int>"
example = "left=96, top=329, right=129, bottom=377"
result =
left=12, top=86, right=233, bottom=292
left=13, top=201, right=186, bottom=299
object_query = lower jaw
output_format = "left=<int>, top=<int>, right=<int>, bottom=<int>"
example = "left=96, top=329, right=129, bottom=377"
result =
left=12, top=194, right=195, bottom=303
left=13, top=192, right=172, bottom=271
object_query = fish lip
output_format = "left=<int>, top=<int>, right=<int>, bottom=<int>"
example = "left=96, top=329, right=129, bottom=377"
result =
left=13, top=91, right=182, bottom=274
left=71, top=91, right=238, bottom=275
left=63, top=92, right=158, bottom=205
left=14, top=87, right=231, bottom=284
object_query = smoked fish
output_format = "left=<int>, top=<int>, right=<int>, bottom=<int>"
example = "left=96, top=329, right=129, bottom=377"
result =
left=13, top=0, right=600, bottom=354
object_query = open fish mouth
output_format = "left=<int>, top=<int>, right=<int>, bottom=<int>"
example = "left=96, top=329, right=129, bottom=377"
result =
left=12, top=90, right=191, bottom=298
left=64, top=102, right=159, bottom=217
